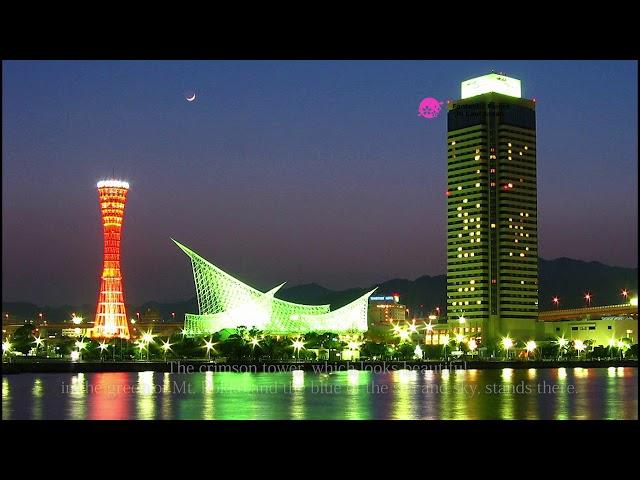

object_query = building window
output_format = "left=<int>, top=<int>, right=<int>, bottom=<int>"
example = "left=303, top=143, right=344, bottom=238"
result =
left=571, top=327, right=578, bottom=331
left=608, top=326, right=612, bottom=330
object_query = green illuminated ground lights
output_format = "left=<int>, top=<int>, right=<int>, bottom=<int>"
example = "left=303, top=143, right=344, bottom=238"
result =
left=173, top=239, right=376, bottom=335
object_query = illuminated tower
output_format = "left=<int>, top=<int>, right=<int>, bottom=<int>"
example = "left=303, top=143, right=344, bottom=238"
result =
left=446, top=73, right=538, bottom=343
left=92, top=180, right=131, bottom=339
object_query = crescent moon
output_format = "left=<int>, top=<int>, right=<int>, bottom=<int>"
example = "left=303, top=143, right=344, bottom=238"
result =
left=186, top=93, right=196, bottom=102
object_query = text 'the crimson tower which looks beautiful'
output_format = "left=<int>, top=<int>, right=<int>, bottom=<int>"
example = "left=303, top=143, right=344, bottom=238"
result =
left=92, top=179, right=131, bottom=339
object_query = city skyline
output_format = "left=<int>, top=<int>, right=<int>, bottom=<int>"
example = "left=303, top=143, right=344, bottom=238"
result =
left=2, top=60, right=638, bottom=305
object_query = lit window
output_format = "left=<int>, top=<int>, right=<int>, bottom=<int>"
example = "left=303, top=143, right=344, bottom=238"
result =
left=451, top=141, right=456, bottom=145
left=470, top=239, right=474, bottom=243
left=508, top=143, right=512, bottom=147
left=477, top=300, right=481, bottom=304
left=476, top=149, right=480, bottom=153
left=464, top=219, right=468, bottom=223
left=458, top=186, right=462, bottom=190
left=452, top=301, right=457, bottom=306
left=457, top=213, right=462, bottom=217
left=475, top=183, right=481, bottom=187
left=525, top=213, right=529, bottom=217
left=526, top=247, right=529, bottom=251
left=476, top=204, right=480, bottom=208
left=520, top=253, right=525, bottom=257
left=470, top=280, right=475, bottom=284
left=521, top=280, right=525, bottom=284
left=457, top=206, right=462, bottom=211
left=463, top=226, right=468, bottom=230
left=524, top=146, right=528, bottom=150
left=463, top=199, right=468, bottom=203
left=464, top=212, right=468, bottom=216
left=491, top=223, right=496, bottom=228
left=476, top=170, right=481, bottom=174
left=470, top=287, right=475, bottom=291
left=508, top=156, right=512, bottom=160
left=464, top=253, right=468, bottom=257
left=509, top=252, right=513, bottom=256
left=458, top=247, right=462, bottom=251
left=474, top=155, right=480, bottom=160
left=470, top=232, right=475, bottom=236
left=457, top=254, right=462, bottom=258
left=470, top=218, right=475, bottom=223
left=508, top=150, right=512, bottom=154
left=509, top=225, right=513, bottom=228
left=458, top=233, right=462, bottom=238
left=519, top=152, right=523, bottom=156
left=458, top=288, right=463, bottom=292
left=464, top=287, right=469, bottom=292
left=470, top=252, right=474, bottom=257
left=476, top=225, right=480, bottom=229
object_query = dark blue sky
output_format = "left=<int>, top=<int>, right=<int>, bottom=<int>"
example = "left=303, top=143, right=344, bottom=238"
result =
left=2, top=60, right=637, bottom=305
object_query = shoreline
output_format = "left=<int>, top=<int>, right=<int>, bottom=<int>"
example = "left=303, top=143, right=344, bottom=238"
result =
left=2, top=359, right=637, bottom=374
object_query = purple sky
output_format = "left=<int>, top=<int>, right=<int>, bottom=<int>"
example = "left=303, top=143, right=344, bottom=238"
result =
left=2, top=60, right=637, bottom=305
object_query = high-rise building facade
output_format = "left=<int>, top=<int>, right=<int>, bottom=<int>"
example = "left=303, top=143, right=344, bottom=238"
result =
left=446, top=73, right=538, bottom=344
left=92, top=180, right=131, bottom=339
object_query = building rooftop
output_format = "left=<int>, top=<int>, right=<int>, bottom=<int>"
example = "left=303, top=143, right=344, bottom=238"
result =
left=461, top=73, right=522, bottom=100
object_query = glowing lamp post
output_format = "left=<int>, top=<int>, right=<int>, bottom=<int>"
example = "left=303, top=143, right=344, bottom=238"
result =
left=525, top=340, right=537, bottom=360
left=502, top=337, right=514, bottom=360
left=468, top=339, right=478, bottom=357
left=161, top=340, right=173, bottom=362
left=574, top=339, right=586, bottom=359
left=584, top=293, right=592, bottom=307
left=98, top=341, right=109, bottom=361
left=621, top=289, right=628, bottom=302
left=204, top=338, right=216, bottom=361
left=292, top=338, right=305, bottom=361
left=557, top=336, right=569, bottom=359
left=33, top=335, right=44, bottom=357
left=552, top=296, right=559, bottom=309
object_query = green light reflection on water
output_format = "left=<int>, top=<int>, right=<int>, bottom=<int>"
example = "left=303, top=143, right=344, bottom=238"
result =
left=202, top=371, right=215, bottom=420
left=68, top=373, right=86, bottom=420
left=290, top=370, right=305, bottom=420
left=500, top=368, right=515, bottom=420
left=136, top=371, right=156, bottom=420
left=161, top=372, right=172, bottom=420
left=555, top=368, right=569, bottom=420
left=391, top=369, right=418, bottom=420
left=2, top=377, right=11, bottom=420
left=32, top=378, right=44, bottom=420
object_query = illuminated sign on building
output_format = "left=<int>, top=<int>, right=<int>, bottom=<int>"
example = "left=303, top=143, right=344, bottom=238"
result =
left=461, top=73, right=522, bottom=100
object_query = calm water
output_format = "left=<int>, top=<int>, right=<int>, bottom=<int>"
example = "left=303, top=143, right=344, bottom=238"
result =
left=2, top=367, right=637, bottom=420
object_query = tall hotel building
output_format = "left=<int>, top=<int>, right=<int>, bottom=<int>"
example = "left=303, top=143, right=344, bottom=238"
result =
left=446, top=73, right=538, bottom=343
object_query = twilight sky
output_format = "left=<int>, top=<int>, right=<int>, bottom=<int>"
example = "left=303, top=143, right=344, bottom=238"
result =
left=2, top=60, right=638, bottom=306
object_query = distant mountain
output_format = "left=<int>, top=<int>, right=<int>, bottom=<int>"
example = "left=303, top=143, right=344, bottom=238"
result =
left=3, top=258, right=637, bottom=322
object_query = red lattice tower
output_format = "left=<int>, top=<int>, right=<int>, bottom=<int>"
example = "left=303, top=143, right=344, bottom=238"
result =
left=92, top=180, right=131, bottom=339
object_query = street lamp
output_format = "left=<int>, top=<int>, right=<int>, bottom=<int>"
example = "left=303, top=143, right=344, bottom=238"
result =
left=468, top=339, right=478, bottom=357
left=33, top=335, right=44, bottom=356
left=574, top=339, right=586, bottom=359
left=556, top=336, right=569, bottom=359
left=203, top=338, right=216, bottom=360
left=161, top=339, right=173, bottom=361
left=501, top=336, right=514, bottom=360
left=552, top=296, right=559, bottom=308
left=584, top=293, right=592, bottom=307
left=75, top=339, right=87, bottom=360
left=98, top=341, right=109, bottom=361
left=621, top=289, right=628, bottom=301
left=292, top=338, right=305, bottom=360
left=525, top=340, right=537, bottom=360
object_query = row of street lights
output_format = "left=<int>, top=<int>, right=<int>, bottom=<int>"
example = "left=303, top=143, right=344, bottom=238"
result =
left=552, top=289, right=636, bottom=308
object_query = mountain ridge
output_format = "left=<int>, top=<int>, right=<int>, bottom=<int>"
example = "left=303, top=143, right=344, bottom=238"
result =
left=3, top=257, right=637, bottom=323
